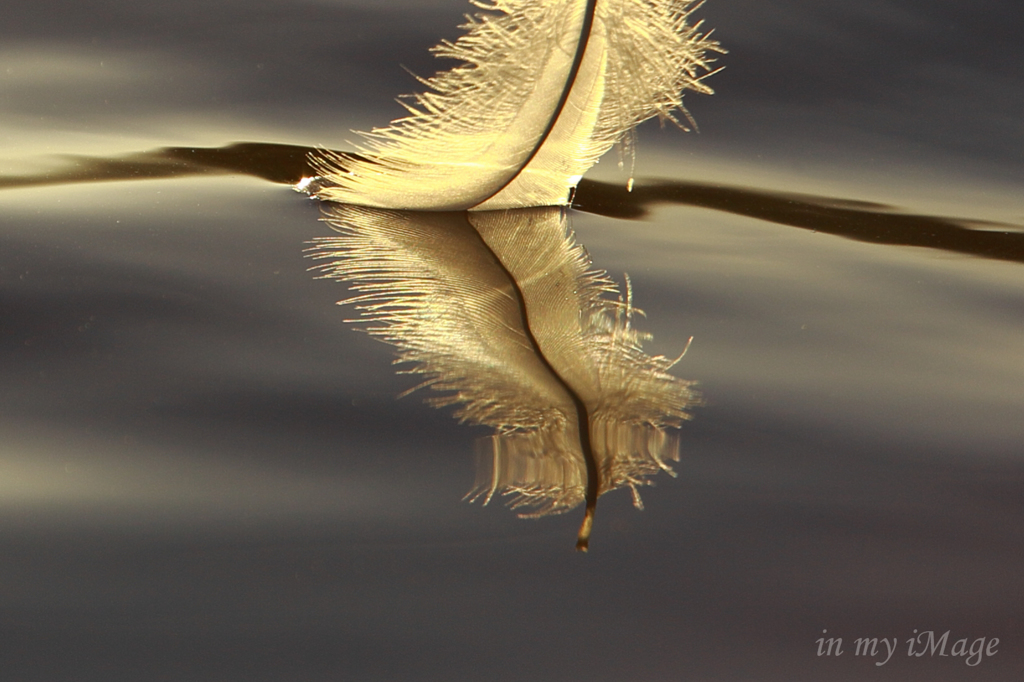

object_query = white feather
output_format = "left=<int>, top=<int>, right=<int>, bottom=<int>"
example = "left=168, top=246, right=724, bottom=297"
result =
left=310, top=0, right=721, bottom=210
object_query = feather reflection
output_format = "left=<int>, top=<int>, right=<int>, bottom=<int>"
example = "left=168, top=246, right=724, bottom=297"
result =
left=308, top=206, right=698, bottom=549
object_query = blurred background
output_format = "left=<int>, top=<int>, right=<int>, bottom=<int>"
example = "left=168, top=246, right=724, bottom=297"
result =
left=1, top=1, right=1022, bottom=680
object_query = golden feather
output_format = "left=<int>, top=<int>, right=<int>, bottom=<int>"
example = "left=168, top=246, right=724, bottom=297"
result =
left=308, top=0, right=721, bottom=210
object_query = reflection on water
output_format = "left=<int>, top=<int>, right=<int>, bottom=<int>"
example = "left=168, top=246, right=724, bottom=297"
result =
left=3, top=141, right=1020, bottom=549
left=308, top=205, right=697, bottom=548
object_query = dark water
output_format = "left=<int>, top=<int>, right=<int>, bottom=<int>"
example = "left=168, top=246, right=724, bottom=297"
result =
left=2, top=1, right=1022, bottom=680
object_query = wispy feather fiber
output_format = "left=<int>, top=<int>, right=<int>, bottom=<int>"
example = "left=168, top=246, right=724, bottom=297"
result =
left=310, top=0, right=721, bottom=210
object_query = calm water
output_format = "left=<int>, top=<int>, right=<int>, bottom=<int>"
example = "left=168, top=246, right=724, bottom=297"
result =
left=2, top=1, right=1022, bottom=680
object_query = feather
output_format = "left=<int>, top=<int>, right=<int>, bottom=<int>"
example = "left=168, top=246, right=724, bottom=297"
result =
left=309, top=0, right=721, bottom=210
left=307, top=205, right=699, bottom=548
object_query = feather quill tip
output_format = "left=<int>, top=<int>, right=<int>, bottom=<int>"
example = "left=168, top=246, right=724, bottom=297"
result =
left=576, top=507, right=595, bottom=552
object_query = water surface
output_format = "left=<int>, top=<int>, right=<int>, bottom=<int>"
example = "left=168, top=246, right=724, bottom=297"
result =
left=2, top=1, right=1022, bottom=680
